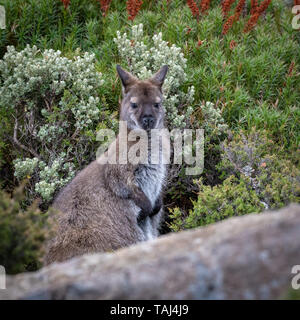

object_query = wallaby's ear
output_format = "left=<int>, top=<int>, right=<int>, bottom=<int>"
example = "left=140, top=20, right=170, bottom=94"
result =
left=116, top=65, right=137, bottom=93
left=150, top=65, right=168, bottom=88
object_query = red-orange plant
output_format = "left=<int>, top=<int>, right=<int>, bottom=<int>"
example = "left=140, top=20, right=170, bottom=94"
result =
left=222, top=0, right=236, bottom=17
left=187, top=0, right=200, bottom=20
left=229, top=39, right=237, bottom=49
left=100, top=0, right=112, bottom=17
left=250, top=0, right=258, bottom=14
left=234, top=0, right=246, bottom=21
left=127, top=0, right=143, bottom=21
left=222, top=15, right=235, bottom=34
left=200, top=0, right=211, bottom=14
left=244, top=0, right=272, bottom=33
left=61, top=0, right=70, bottom=9
left=222, top=0, right=245, bottom=35
left=257, top=0, right=272, bottom=13
left=287, top=61, right=295, bottom=78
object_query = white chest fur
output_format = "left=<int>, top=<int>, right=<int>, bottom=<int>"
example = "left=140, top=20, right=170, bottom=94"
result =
left=135, top=163, right=166, bottom=206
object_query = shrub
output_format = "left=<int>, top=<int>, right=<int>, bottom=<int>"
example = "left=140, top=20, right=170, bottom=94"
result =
left=169, top=175, right=265, bottom=231
left=189, top=100, right=228, bottom=186
left=0, top=183, right=53, bottom=274
left=200, top=101, right=228, bottom=141
left=114, top=23, right=195, bottom=129
left=0, top=45, right=106, bottom=204
left=219, top=128, right=300, bottom=209
left=169, top=129, right=300, bottom=231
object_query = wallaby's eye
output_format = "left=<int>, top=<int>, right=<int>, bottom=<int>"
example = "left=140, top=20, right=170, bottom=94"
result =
left=131, top=103, right=138, bottom=109
left=154, top=103, right=160, bottom=109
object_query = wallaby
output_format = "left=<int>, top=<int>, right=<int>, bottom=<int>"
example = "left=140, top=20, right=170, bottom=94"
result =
left=44, top=65, right=169, bottom=265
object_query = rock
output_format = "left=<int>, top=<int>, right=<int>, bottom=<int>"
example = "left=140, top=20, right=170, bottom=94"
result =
left=1, top=204, right=300, bottom=300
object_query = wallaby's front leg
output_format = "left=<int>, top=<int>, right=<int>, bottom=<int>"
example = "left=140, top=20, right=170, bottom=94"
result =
left=105, top=164, right=153, bottom=217
left=149, top=195, right=163, bottom=217
left=130, top=184, right=153, bottom=218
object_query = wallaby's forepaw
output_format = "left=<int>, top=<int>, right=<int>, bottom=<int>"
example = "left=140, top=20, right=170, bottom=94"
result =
left=137, top=196, right=163, bottom=224
left=137, top=209, right=150, bottom=224
left=149, top=196, right=163, bottom=217
left=137, top=211, right=146, bottom=224
left=137, top=200, right=152, bottom=223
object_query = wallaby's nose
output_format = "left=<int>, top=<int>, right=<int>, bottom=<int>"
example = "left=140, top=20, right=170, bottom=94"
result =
left=142, top=115, right=155, bottom=129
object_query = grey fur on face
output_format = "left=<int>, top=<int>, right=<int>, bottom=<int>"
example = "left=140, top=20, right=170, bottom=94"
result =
left=117, top=65, right=168, bottom=131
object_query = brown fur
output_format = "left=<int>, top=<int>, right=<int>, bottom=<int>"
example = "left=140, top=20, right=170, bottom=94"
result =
left=44, top=65, right=168, bottom=265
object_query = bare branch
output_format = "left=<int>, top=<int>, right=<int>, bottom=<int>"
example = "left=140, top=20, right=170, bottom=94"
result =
left=13, top=117, right=40, bottom=159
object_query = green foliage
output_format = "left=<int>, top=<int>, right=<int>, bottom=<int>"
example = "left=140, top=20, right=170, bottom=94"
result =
left=0, top=0, right=105, bottom=57
left=0, top=45, right=107, bottom=203
left=169, top=129, right=300, bottom=231
left=0, top=183, right=53, bottom=274
left=0, top=0, right=298, bottom=229
left=219, top=128, right=300, bottom=208
left=0, top=0, right=298, bottom=148
left=169, top=175, right=265, bottom=231
left=200, top=101, right=228, bottom=140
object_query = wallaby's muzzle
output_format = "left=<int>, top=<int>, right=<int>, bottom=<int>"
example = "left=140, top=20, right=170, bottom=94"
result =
left=141, top=114, right=155, bottom=130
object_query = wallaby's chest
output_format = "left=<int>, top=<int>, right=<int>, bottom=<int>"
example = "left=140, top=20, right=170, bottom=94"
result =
left=135, top=164, right=165, bottom=206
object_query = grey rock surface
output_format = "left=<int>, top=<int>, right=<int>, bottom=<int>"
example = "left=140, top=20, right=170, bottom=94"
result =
left=1, top=204, right=300, bottom=300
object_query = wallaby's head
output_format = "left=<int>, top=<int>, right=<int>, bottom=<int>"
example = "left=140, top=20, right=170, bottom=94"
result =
left=116, top=65, right=168, bottom=131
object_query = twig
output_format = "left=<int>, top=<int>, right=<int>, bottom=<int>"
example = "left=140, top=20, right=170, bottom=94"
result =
left=13, top=117, right=40, bottom=159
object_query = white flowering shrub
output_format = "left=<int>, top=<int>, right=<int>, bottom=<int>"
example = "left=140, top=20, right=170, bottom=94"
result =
left=13, top=158, right=39, bottom=180
left=34, top=154, right=75, bottom=202
left=0, top=45, right=103, bottom=129
left=0, top=45, right=104, bottom=203
left=114, top=24, right=195, bottom=128
left=201, top=101, right=228, bottom=139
